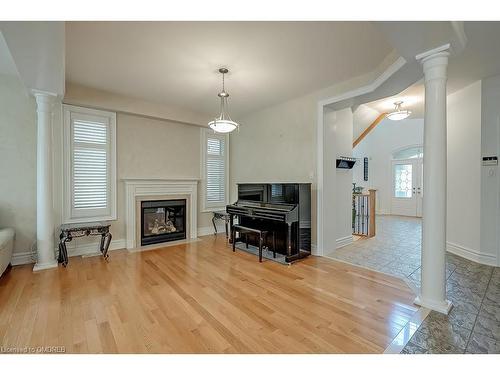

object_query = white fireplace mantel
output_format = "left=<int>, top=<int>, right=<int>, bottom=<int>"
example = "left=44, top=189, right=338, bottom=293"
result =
left=123, top=178, right=199, bottom=249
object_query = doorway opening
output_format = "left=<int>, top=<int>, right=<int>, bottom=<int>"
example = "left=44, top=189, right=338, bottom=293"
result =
left=391, top=146, right=423, bottom=217
left=325, top=82, right=426, bottom=291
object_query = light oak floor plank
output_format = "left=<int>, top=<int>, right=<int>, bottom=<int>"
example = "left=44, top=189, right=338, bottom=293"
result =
left=0, top=234, right=418, bottom=353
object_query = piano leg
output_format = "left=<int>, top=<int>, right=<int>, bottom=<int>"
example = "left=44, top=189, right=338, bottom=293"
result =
left=232, top=226, right=236, bottom=252
left=272, top=232, right=276, bottom=258
left=286, top=223, right=292, bottom=257
left=229, top=214, right=234, bottom=244
left=259, top=235, right=263, bottom=263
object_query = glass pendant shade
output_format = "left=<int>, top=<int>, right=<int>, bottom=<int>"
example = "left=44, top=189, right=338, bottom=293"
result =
left=386, top=101, right=411, bottom=121
left=208, top=119, right=238, bottom=133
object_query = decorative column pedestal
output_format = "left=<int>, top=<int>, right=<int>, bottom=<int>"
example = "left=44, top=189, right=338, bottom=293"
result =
left=414, top=45, right=452, bottom=314
left=33, top=90, right=58, bottom=272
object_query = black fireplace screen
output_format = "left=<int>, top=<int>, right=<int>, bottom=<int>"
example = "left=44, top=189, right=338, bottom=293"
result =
left=141, top=199, right=186, bottom=246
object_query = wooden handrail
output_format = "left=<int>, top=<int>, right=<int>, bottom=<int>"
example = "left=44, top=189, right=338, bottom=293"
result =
left=353, top=113, right=387, bottom=148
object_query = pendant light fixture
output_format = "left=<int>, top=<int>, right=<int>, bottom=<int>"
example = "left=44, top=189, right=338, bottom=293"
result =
left=208, top=68, right=239, bottom=133
left=386, top=101, right=412, bottom=121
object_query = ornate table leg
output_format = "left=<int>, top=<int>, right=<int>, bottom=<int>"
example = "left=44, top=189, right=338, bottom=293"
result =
left=58, top=233, right=70, bottom=267
left=212, top=214, right=218, bottom=235
left=100, top=232, right=105, bottom=254
left=100, top=231, right=112, bottom=260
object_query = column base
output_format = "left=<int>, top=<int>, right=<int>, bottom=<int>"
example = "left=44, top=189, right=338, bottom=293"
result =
left=33, top=260, right=58, bottom=272
left=414, top=295, right=452, bottom=314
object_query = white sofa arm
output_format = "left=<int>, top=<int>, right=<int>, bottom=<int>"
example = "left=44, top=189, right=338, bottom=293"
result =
left=0, top=228, right=15, bottom=276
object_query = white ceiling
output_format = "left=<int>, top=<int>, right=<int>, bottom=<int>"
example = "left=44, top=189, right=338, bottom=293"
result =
left=0, top=33, right=19, bottom=77
left=365, top=82, right=425, bottom=120
left=65, top=22, right=394, bottom=118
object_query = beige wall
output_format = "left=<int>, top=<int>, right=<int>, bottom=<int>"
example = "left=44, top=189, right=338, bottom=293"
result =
left=0, top=74, right=37, bottom=256
left=114, top=113, right=213, bottom=240
left=229, top=93, right=317, bottom=245
left=65, top=82, right=207, bottom=127
left=1, top=74, right=216, bottom=258
left=230, top=76, right=368, bottom=249
left=58, top=112, right=215, bottom=254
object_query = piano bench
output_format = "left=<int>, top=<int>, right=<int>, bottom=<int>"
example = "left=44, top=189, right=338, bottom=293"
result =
left=231, top=224, right=276, bottom=262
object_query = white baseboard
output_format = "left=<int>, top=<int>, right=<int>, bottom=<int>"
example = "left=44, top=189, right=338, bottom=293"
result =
left=11, top=251, right=35, bottom=266
left=66, top=239, right=126, bottom=257
left=336, top=235, right=353, bottom=249
left=14, top=226, right=229, bottom=265
left=197, top=224, right=227, bottom=237
left=446, top=242, right=498, bottom=267
left=10, top=239, right=127, bottom=266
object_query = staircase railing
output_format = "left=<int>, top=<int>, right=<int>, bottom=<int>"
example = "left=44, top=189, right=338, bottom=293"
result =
left=352, top=189, right=376, bottom=237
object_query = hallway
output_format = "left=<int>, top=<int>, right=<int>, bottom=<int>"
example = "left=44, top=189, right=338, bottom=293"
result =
left=325, top=215, right=423, bottom=282
left=325, top=215, right=500, bottom=353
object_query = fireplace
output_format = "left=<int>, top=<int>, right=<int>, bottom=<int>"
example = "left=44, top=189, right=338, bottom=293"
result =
left=141, top=199, right=186, bottom=246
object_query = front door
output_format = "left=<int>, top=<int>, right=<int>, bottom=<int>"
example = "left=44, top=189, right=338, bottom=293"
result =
left=391, top=159, right=423, bottom=217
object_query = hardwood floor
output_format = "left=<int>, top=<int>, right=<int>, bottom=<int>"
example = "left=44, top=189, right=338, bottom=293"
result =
left=0, top=235, right=418, bottom=353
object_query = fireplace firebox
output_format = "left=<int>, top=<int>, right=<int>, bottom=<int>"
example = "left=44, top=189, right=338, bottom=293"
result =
left=141, top=199, right=186, bottom=246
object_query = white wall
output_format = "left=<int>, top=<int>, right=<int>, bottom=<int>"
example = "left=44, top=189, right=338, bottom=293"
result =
left=324, top=108, right=354, bottom=248
left=480, top=75, right=500, bottom=266
left=352, top=81, right=491, bottom=265
left=447, top=81, right=483, bottom=262
left=352, top=104, right=381, bottom=142
left=352, top=118, right=424, bottom=214
left=0, top=74, right=37, bottom=258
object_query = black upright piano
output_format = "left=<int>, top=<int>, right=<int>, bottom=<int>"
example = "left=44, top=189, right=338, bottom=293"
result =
left=226, top=183, right=311, bottom=263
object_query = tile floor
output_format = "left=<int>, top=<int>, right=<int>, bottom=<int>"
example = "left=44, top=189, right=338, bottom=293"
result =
left=324, top=215, right=500, bottom=354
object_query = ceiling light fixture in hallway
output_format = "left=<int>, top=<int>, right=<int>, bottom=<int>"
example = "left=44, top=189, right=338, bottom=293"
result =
left=386, top=101, right=412, bottom=121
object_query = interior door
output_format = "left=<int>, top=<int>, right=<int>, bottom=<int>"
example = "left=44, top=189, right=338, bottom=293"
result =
left=391, top=159, right=423, bottom=217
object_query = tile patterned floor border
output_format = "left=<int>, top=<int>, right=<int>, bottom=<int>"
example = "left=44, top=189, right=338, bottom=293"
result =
left=324, top=215, right=500, bottom=354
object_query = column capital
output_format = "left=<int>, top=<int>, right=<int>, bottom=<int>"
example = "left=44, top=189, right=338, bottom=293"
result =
left=31, top=89, right=57, bottom=112
left=415, top=43, right=450, bottom=62
left=417, top=44, right=450, bottom=83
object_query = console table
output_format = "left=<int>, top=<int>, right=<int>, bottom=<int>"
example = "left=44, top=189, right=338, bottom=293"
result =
left=58, top=223, right=112, bottom=266
left=212, top=210, right=230, bottom=238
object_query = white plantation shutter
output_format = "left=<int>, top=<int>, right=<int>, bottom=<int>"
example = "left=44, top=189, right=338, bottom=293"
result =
left=202, top=130, right=228, bottom=209
left=72, top=119, right=108, bottom=210
left=63, top=106, right=116, bottom=223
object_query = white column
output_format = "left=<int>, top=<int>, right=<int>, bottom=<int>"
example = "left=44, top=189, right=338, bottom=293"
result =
left=33, top=90, right=58, bottom=272
left=414, top=45, right=452, bottom=314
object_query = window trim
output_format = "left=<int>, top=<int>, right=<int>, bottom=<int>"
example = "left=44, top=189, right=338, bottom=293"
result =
left=200, top=128, right=229, bottom=212
left=62, top=104, right=117, bottom=224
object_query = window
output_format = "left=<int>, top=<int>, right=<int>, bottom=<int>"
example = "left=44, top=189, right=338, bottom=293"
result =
left=394, top=163, right=413, bottom=198
left=63, top=105, right=117, bottom=223
left=201, top=129, right=229, bottom=210
left=392, top=146, right=423, bottom=160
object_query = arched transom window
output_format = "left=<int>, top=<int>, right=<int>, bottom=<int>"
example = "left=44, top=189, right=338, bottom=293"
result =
left=392, top=146, right=423, bottom=160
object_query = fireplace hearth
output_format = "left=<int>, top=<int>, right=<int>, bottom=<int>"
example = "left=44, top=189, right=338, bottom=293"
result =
left=141, top=199, right=186, bottom=246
